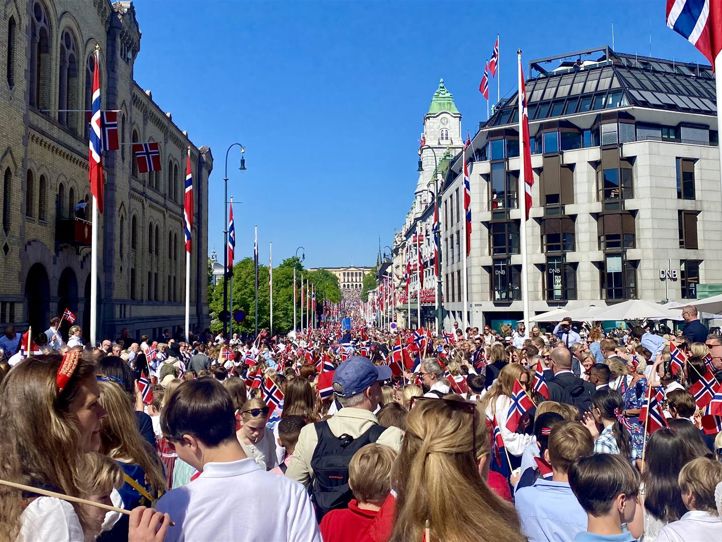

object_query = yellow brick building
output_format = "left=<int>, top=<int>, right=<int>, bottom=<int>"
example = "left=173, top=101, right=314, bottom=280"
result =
left=0, top=0, right=212, bottom=340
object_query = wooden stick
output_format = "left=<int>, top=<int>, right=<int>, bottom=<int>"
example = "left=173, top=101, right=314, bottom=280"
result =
left=0, top=479, right=131, bottom=516
left=640, top=381, right=653, bottom=464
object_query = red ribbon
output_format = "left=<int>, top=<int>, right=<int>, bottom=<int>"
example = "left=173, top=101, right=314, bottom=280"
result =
left=56, top=350, right=80, bottom=393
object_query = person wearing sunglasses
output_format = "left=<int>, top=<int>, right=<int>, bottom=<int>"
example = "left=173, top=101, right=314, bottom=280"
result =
left=418, top=358, right=450, bottom=398
left=705, top=335, right=722, bottom=383
left=237, top=397, right=278, bottom=471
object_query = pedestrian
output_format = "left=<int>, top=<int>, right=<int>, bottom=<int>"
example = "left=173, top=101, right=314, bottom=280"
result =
left=681, top=305, right=708, bottom=344
left=581, top=389, right=633, bottom=460
left=545, top=347, right=595, bottom=411
left=237, top=397, right=278, bottom=471
left=0, top=324, right=22, bottom=355
left=45, top=316, right=65, bottom=351
left=418, top=358, right=450, bottom=398
left=67, top=325, right=84, bottom=348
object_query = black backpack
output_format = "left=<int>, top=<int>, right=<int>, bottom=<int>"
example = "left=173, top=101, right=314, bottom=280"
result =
left=310, top=420, right=385, bottom=521
left=557, top=379, right=593, bottom=412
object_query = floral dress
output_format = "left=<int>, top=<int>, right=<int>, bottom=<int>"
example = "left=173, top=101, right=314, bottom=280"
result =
left=620, top=376, right=647, bottom=460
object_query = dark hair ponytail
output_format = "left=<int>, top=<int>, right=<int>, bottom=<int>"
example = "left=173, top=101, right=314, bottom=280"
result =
left=591, top=388, right=632, bottom=459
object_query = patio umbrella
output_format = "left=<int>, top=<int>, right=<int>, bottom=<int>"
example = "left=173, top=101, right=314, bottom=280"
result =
left=590, top=299, right=681, bottom=322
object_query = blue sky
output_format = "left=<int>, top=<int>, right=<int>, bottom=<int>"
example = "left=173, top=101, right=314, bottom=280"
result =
left=132, top=0, right=706, bottom=268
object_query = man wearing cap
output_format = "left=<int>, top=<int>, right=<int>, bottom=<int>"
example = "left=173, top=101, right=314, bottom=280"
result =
left=286, top=356, right=403, bottom=491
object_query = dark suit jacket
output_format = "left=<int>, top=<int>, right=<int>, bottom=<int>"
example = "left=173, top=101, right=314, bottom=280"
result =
left=683, top=320, right=709, bottom=344
left=546, top=371, right=595, bottom=409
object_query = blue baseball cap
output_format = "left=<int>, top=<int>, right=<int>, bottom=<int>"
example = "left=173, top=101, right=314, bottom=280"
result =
left=332, top=356, right=392, bottom=398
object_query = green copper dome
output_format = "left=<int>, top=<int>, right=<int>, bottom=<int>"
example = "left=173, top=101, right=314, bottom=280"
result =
left=427, top=79, right=459, bottom=115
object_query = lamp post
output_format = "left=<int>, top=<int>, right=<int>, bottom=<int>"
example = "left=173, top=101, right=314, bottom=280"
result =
left=223, top=143, right=246, bottom=337
left=294, top=246, right=305, bottom=333
left=418, top=145, right=443, bottom=336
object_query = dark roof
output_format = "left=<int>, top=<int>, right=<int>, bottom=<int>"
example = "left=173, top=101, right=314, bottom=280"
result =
left=487, top=46, right=716, bottom=127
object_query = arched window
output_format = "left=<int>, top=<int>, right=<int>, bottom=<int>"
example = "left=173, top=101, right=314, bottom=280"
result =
left=29, top=2, right=51, bottom=110
left=84, top=53, right=94, bottom=120
left=7, top=16, right=16, bottom=88
left=68, top=186, right=75, bottom=218
left=3, top=168, right=11, bottom=233
left=154, top=225, right=159, bottom=256
left=168, top=231, right=172, bottom=259
left=131, top=129, right=139, bottom=176
left=119, top=215, right=125, bottom=256
left=174, top=233, right=178, bottom=261
left=148, top=223, right=153, bottom=254
left=173, top=163, right=179, bottom=201
left=167, top=160, right=172, bottom=197
left=57, top=183, right=65, bottom=219
left=26, top=171, right=34, bottom=217
left=59, top=30, right=79, bottom=132
left=38, top=174, right=47, bottom=221
left=120, top=114, right=126, bottom=161
left=131, top=215, right=137, bottom=250
left=440, top=128, right=449, bottom=141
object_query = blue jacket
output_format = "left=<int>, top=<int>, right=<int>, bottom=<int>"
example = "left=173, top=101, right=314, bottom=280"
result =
left=683, top=319, right=708, bottom=344
left=515, top=479, right=587, bottom=542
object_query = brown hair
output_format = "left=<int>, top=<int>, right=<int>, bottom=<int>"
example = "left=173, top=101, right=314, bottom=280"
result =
left=377, top=402, right=408, bottom=431
left=548, top=421, right=594, bottom=474
left=223, top=377, right=248, bottom=411
left=348, top=444, right=396, bottom=504
left=678, top=457, right=722, bottom=513
left=666, top=389, right=696, bottom=418
left=283, top=378, right=316, bottom=421
left=569, top=453, right=640, bottom=516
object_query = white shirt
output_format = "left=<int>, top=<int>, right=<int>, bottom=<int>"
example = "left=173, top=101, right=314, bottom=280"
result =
left=513, top=332, right=529, bottom=349
left=239, top=427, right=278, bottom=470
left=484, top=395, right=536, bottom=456
left=423, top=379, right=451, bottom=398
left=155, top=458, right=321, bottom=542
left=19, top=497, right=84, bottom=542
left=67, top=336, right=83, bottom=348
left=45, top=327, right=64, bottom=351
left=656, top=510, right=722, bottom=542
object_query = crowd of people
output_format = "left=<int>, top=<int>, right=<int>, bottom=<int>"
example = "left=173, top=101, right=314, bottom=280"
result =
left=0, top=304, right=722, bottom=541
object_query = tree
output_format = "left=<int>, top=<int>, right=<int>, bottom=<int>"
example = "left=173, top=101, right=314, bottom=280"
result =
left=361, top=266, right=378, bottom=302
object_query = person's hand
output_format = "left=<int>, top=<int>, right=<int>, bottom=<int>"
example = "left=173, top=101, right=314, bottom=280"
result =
left=510, top=468, right=522, bottom=487
left=128, top=506, right=172, bottom=542
left=581, top=412, right=599, bottom=439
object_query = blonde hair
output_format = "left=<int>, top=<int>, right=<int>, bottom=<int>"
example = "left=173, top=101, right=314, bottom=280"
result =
left=240, top=397, right=268, bottom=421
left=391, top=399, right=523, bottom=542
left=98, top=381, right=166, bottom=499
left=348, top=444, right=396, bottom=503
left=488, top=343, right=506, bottom=364
left=678, top=457, right=722, bottom=514
left=548, top=421, right=594, bottom=474
left=76, top=452, right=124, bottom=498
left=381, top=385, right=395, bottom=406
left=607, top=357, right=629, bottom=378
left=401, top=385, right=423, bottom=408
left=689, top=342, right=707, bottom=359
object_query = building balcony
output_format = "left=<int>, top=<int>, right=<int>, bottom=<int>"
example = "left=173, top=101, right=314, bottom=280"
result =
left=56, top=218, right=92, bottom=247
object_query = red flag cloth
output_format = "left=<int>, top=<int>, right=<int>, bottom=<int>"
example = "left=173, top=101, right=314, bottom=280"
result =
left=88, top=49, right=104, bottom=213
left=690, top=367, right=718, bottom=409
left=704, top=384, right=722, bottom=416
left=518, top=58, right=534, bottom=220
left=463, top=137, right=472, bottom=256
left=668, top=342, right=686, bottom=376
left=479, top=70, right=489, bottom=100
left=532, top=360, right=550, bottom=400
left=183, top=149, right=193, bottom=253
left=506, top=379, right=534, bottom=432
left=100, top=111, right=119, bottom=151
left=261, top=377, right=284, bottom=416
left=62, top=307, right=77, bottom=324
left=488, top=36, right=499, bottom=76
left=639, top=388, right=668, bottom=434
left=317, top=370, right=335, bottom=400
left=137, top=377, right=154, bottom=405
left=666, top=0, right=722, bottom=67
left=132, top=142, right=162, bottom=173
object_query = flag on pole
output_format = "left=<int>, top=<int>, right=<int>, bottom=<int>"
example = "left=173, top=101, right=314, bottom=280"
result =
left=137, top=377, right=154, bottom=405
left=62, top=308, right=77, bottom=324
left=506, top=379, right=534, bottom=432
left=690, top=367, right=718, bottom=409
left=532, top=360, right=550, bottom=400
left=132, top=143, right=162, bottom=173
left=479, top=68, right=490, bottom=100
left=488, top=36, right=499, bottom=76
left=519, top=57, right=534, bottom=220
left=184, top=148, right=193, bottom=253
left=463, top=136, right=472, bottom=256
left=669, top=342, right=686, bottom=376
left=666, top=0, right=722, bottom=65
left=705, top=385, right=722, bottom=416
left=100, top=111, right=119, bottom=151
left=88, top=49, right=104, bottom=214
left=640, top=387, right=668, bottom=434
left=261, top=376, right=284, bottom=416
left=418, top=133, right=426, bottom=153
left=227, top=201, right=235, bottom=273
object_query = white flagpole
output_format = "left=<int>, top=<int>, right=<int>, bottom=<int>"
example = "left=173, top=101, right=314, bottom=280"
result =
left=416, top=225, right=421, bottom=329
left=269, top=242, right=273, bottom=336
left=300, top=275, right=304, bottom=333
left=184, top=249, right=190, bottom=341
left=518, top=50, right=531, bottom=330
left=406, top=245, right=411, bottom=329
left=462, top=146, right=469, bottom=332
left=497, top=34, right=501, bottom=106
left=293, top=267, right=297, bottom=333
left=90, top=195, right=98, bottom=346
left=716, top=54, right=722, bottom=207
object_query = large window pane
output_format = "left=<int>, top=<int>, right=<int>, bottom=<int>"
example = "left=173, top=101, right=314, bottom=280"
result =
left=564, top=97, right=579, bottom=114
left=490, top=139, right=505, bottom=160
left=601, top=123, right=618, bottom=146
left=561, top=131, right=581, bottom=150
left=543, top=131, right=559, bottom=154
left=676, top=158, right=696, bottom=200
left=680, top=260, right=700, bottom=299
left=491, top=261, right=521, bottom=301
left=619, top=123, right=636, bottom=143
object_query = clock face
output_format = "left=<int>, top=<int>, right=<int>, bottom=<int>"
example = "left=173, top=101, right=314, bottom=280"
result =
left=440, top=117, right=448, bottom=126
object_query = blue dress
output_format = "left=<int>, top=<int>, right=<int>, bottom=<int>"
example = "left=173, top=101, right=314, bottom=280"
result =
left=621, top=376, right=647, bottom=460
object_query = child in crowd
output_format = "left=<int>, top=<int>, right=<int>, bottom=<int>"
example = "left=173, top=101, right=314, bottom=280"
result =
left=568, top=454, right=641, bottom=542
left=656, top=457, right=722, bottom=541
left=319, top=443, right=396, bottom=542
left=76, top=452, right=125, bottom=542
left=147, top=387, right=165, bottom=440
left=582, top=389, right=633, bottom=460
left=515, top=421, right=594, bottom=542
left=665, top=389, right=696, bottom=422
left=237, top=397, right=278, bottom=470
left=271, top=415, right=305, bottom=475
left=514, top=412, right=564, bottom=493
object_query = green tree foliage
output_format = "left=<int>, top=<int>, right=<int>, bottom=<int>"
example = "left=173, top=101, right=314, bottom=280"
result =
left=360, top=267, right=378, bottom=302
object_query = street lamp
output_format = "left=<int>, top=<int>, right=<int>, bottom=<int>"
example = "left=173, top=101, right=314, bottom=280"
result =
left=294, top=246, right=305, bottom=333
left=418, top=144, right=443, bottom=336
left=223, top=143, right=246, bottom=337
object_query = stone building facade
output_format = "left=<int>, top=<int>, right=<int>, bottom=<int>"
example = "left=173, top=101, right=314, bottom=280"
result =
left=0, top=0, right=212, bottom=340
left=311, top=266, right=373, bottom=292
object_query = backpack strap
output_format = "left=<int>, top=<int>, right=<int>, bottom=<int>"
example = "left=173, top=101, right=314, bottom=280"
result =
left=427, top=389, right=445, bottom=398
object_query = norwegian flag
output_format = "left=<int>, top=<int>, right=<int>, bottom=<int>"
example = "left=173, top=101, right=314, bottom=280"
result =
left=640, top=387, right=668, bottom=434
left=701, top=413, right=722, bottom=436
left=88, top=49, right=104, bottom=213
left=443, top=331, right=456, bottom=345
left=491, top=416, right=505, bottom=467
left=532, top=361, right=550, bottom=400
left=132, top=142, right=162, bottom=173
left=704, top=384, right=722, bottom=416
left=245, top=369, right=263, bottom=390
left=666, top=0, right=722, bottom=65
left=488, top=36, right=499, bottom=76
left=668, top=342, right=686, bottom=376
left=137, top=377, right=154, bottom=405
left=479, top=68, right=489, bottom=100
left=413, top=329, right=427, bottom=353
left=184, top=148, right=193, bottom=253
left=62, top=307, right=77, bottom=324
left=100, top=111, right=119, bottom=151
left=261, top=377, right=284, bottom=415
left=506, top=379, right=534, bottom=432
left=690, top=367, right=718, bottom=409
left=317, top=370, right=335, bottom=400
left=227, top=200, right=235, bottom=272
left=18, top=331, right=43, bottom=358
left=463, top=137, right=472, bottom=256
left=221, top=347, right=233, bottom=362
left=390, top=337, right=405, bottom=376
left=518, top=53, right=534, bottom=221
left=447, top=374, right=469, bottom=395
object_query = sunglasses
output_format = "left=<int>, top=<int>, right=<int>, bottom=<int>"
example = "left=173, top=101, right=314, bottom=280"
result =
left=96, top=375, right=124, bottom=386
left=242, top=407, right=269, bottom=417
left=409, top=396, right=478, bottom=458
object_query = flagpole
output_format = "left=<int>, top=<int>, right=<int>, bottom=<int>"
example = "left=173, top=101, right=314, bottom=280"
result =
left=293, top=267, right=297, bottom=333
left=517, top=50, right=530, bottom=331
left=254, top=226, right=258, bottom=337
left=462, top=145, right=469, bottom=333
left=269, top=242, right=273, bottom=337
left=715, top=54, right=722, bottom=205
left=416, top=224, right=421, bottom=329
left=300, top=275, right=304, bottom=333
left=497, top=34, right=501, bottom=106
left=185, top=249, right=190, bottom=341
left=89, top=46, right=101, bottom=348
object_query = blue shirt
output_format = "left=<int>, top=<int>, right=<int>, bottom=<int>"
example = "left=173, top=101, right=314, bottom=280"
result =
left=575, top=531, right=636, bottom=542
left=641, top=332, right=665, bottom=359
left=515, top=479, right=587, bottom=542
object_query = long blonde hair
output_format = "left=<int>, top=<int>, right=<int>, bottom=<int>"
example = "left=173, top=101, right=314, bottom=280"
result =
left=0, top=351, right=98, bottom=538
left=390, top=399, right=523, bottom=542
left=98, top=381, right=165, bottom=498
left=479, top=363, right=525, bottom=419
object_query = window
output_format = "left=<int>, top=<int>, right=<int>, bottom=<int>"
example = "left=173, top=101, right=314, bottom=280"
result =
left=148, top=271, right=153, bottom=300
left=661, top=126, right=678, bottom=141
left=491, top=260, right=521, bottom=301
left=155, top=225, right=159, bottom=256
left=602, top=256, right=637, bottom=300
left=619, top=122, right=635, bottom=143
left=490, top=162, right=518, bottom=209
left=6, top=17, right=16, bottom=87
left=455, top=231, right=460, bottom=262
left=490, top=139, right=505, bottom=160
left=489, top=220, right=520, bottom=256
left=444, top=200, right=448, bottom=230
left=449, top=272, right=455, bottom=302
left=680, top=125, right=709, bottom=144
left=57, top=183, right=65, bottom=219
left=545, top=256, right=577, bottom=302
left=148, top=223, right=154, bottom=254
left=678, top=211, right=699, bottom=249
left=174, top=163, right=179, bottom=201
left=26, top=171, right=34, bottom=217
left=30, top=2, right=51, bottom=109
left=120, top=215, right=125, bottom=257
left=676, top=158, right=696, bottom=200
left=440, top=128, right=449, bottom=141
left=637, top=124, right=661, bottom=141
left=543, top=131, right=559, bottom=154
left=38, top=174, right=47, bottom=221
left=59, top=30, right=79, bottom=132
left=3, top=168, right=11, bottom=233
left=680, top=260, right=700, bottom=299
left=154, top=273, right=159, bottom=301
left=600, top=123, right=618, bottom=146
left=598, top=213, right=635, bottom=250
left=68, top=187, right=75, bottom=218
left=456, top=269, right=461, bottom=303
left=455, top=188, right=460, bottom=226
left=560, top=130, right=581, bottom=151
left=130, top=268, right=136, bottom=300
left=131, top=215, right=137, bottom=249
left=168, top=231, right=173, bottom=259
left=598, top=167, right=633, bottom=202
left=120, top=114, right=126, bottom=162
left=542, top=217, right=575, bottom=252
left=541, top=157, right=574, bottom=207
left=449, top=235, right=454, bottom=265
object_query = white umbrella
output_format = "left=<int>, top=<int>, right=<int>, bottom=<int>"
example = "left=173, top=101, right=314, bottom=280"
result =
left=529, top=307, right=572, bottom=323
left=565, top=304, right=607, bottom=321
left=590, top=299, right=681, bottom=322
left=668, top=294, right=722, bottom=316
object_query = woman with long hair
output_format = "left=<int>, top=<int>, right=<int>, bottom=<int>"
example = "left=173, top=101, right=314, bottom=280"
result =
left=479, top=364, right=536, bottom=460
left=283, top=377, right=317, bottom=422
left=0, top=350, right=168, bottom=540
left=390, top=398, right=524, bottom=542
left=582, top=388, right=633, bottom=460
